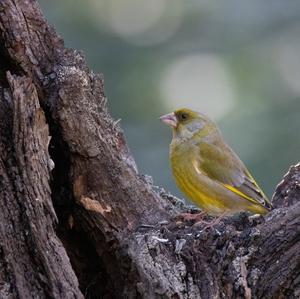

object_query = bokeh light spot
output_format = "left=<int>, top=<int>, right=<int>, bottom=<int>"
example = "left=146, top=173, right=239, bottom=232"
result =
left=275, top=40, right=300, bottom=96
left=161, top=54, right=236, bottom=119
left=108, top=0, right=167, bottom=36
left=105, top=0, right=182, bottom=46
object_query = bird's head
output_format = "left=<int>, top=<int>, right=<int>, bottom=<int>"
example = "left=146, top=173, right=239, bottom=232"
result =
left=160, top=108, right=216, bottom=140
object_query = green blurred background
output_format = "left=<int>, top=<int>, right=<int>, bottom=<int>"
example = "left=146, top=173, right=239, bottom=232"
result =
left=39, top=0, right=300, bottom=200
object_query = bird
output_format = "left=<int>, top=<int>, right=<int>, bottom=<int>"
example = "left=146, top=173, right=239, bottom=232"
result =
left=160, top=108, right=272, bottom=217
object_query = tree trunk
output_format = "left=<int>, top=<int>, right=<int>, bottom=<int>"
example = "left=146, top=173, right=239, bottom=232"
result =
left=0, top=1, right=299, bottom=298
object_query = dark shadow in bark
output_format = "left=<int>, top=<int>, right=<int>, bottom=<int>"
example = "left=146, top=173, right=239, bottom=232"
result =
left=0, top=1, right=299, bottom=298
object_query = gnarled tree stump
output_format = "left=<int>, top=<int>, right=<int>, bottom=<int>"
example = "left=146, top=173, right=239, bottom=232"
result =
left=0, top=1, right=299, bottom=298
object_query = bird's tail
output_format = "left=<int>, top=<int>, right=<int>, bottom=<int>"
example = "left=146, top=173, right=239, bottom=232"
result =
left=248, top=203, right=269, bottom=215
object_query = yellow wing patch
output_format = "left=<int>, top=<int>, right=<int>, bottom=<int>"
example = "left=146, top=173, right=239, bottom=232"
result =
left=244, top=170, right=272, bottom=206
left=222, top=183, right=260, bottom=205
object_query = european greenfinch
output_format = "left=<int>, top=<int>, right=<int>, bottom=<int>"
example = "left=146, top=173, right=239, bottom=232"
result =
left=160, top=108, right=272, bottom=215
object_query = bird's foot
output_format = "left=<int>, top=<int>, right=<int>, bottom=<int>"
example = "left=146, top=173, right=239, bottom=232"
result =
left=173, top=211, right=208, bottom=225
left=194, top=212, right=227, bottom=230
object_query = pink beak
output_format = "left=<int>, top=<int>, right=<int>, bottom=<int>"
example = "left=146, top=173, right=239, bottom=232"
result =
left=159, top=112, right=178, bottom=128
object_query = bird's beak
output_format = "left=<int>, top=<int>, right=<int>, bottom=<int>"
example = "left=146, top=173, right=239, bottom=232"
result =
left=159, top=112, right=178, bottom=128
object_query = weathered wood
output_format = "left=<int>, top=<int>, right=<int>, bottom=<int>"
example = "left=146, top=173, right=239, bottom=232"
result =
left=0, top=0, right=299, bottom=298
left=0, top=73, right=83, bottom=298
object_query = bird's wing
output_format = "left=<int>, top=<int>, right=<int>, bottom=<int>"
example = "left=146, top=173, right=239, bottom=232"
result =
left=198, top=141, right=272, bottom=208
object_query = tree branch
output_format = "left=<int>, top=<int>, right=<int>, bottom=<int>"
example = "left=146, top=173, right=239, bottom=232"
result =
left=0, top=1, right=299, bottom=298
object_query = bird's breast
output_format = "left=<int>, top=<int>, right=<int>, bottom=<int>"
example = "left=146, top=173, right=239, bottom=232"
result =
left=170, top=143, right=204, bottom=202
left=170, top=141, right=226, bottom=214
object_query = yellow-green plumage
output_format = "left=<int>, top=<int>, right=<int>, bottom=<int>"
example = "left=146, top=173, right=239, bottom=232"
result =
left=160, top=108, right=272, bottom=216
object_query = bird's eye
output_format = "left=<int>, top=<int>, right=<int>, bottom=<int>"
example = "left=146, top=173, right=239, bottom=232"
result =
left=180, top=113, right=189, bottom=121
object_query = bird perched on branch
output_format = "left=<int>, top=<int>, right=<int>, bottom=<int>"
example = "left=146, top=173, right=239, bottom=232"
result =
left=160, top=108, right=272, bottom=216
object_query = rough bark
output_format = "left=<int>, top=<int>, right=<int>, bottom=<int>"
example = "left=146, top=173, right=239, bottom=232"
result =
left=0, top=0, right=299, bottom=298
